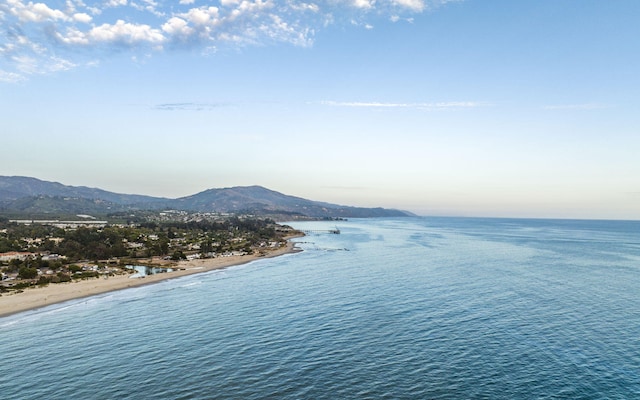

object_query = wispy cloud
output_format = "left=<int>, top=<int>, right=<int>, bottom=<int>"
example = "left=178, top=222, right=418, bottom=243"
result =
left=320, top=100, right=488, bottom=110
left=0, top=0, right=457, bottom=82
left=543, top=103, right=611, bottom=110
left=153, top=102, right=230, bottom=111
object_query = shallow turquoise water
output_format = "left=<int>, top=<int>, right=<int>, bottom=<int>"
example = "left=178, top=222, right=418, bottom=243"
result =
left=1, top=217, right=639, bottom=399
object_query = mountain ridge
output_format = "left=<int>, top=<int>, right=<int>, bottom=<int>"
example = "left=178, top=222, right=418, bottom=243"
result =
left=0, top=176, right=413, bottom=218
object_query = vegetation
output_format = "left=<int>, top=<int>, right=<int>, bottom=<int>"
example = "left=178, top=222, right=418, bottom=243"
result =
left=0, top=212, right=298, bottom=292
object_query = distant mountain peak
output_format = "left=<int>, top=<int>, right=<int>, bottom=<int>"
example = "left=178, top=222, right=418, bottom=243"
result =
left=0, top=176, right=413, bottom=218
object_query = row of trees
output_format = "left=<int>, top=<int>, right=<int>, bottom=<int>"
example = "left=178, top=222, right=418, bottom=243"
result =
left=0, top=216, right=286, bottom=263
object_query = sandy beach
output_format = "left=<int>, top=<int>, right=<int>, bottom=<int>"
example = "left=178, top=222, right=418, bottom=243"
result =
left=0, top=241, right=301, bottom=318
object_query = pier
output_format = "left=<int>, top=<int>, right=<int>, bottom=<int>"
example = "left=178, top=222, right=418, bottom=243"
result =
left=301, top=228, right=341, bottom=235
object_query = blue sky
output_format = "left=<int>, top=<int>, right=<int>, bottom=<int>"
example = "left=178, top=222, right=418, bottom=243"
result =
left=1, top=0, right=639, bottom=219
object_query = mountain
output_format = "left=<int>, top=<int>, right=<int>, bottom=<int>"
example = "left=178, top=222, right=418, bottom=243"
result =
left=174, top=186, right=411, bottom=218
left=0, top=176, right=413, bottom=218
left=1, top=195, right=126, bottom=215
left=0, top=176, right=168, bottom=205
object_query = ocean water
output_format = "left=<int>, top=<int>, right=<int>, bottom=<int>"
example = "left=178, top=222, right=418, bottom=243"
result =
left=1, top=217, right=640, bottom=399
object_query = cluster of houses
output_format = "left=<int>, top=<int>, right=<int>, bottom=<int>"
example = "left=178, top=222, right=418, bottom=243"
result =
left=0, top=252, right=65, bottom=262
left=9, top=219, right=109, bottom=229
left=0, top=252, right=113, bottom=286
left=1, top=214, right=294, bottom=289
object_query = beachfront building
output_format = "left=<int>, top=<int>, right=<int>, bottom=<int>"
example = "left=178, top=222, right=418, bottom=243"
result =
left=0, top=252, right=34, bottom=262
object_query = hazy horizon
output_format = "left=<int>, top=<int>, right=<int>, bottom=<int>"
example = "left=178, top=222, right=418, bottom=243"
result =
left=2, top=1, right=639, bottom=220
left=2, top=174, right=639, bottom=221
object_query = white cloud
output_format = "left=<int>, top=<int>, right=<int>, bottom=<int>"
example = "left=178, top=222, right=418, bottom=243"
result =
left=8, top=0, right=70, bottom=22
left=47, top=56, right=76, bottom=71
left=0, top=0, right=454, bottom=81
left=229, top=0, right=274, bottom=20
left=392, top=0, right=425, bottom=12
left=88, top=20, right=165, bottom=44
left=154, top=102, right=230, bottom=111
left=260, top=14, right=313, bottom=46
left=390, top=14, right=414, bottom=23
left=73, top=12, right=92, bottom=23
left=353, top=0, right=375, bottom=9
left=180, top=7, right=219, bottom=26
left=64, top=0, right=76, bottom=13
left=106, top=0, right=127, bottom=7
left=86, top=6, right=101, bottom=15
left=131, top=0, right=164, bottom=17
left=55, top=27, right=87, bottom=44
left=9, top=51, right=75, bottom=75
left=0, top=69, right=26, bottom=82
left=12, top=54, right=38, bottom=74
left=220, top=0, right=240, bottom=6
left=161, top=17, right=194, bottom=37
left=290, top=2, right=320, bottom=13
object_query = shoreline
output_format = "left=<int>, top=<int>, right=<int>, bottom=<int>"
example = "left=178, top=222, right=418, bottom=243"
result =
left=0, top=239, right=302, bottom=319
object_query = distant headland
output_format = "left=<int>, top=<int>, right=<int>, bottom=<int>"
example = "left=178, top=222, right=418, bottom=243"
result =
left=0, top=176, right=413, bottom=220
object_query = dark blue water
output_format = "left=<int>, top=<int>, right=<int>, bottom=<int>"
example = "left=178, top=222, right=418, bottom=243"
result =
left=1, top=217, right=639, bottom=399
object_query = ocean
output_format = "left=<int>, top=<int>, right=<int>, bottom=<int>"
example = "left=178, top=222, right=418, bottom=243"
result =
left=1, top=217, right=639, bottom=399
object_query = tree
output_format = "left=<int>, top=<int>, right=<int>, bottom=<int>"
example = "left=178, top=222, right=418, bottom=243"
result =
left=18, top=267, right=38, bottom=279
left=8, top=258, right=23, bottom=270
left=68, top=265, right=82, bottom=273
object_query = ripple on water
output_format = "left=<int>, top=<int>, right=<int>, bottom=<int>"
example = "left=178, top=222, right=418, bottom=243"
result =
left=1, top=218, right=640, bottom=399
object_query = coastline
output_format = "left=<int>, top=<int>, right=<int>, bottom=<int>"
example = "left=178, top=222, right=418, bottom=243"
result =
left=0, top=239, right=302, bottom=319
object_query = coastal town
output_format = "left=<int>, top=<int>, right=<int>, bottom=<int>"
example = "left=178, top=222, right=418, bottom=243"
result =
left=0, top=212, right=300, bottom=294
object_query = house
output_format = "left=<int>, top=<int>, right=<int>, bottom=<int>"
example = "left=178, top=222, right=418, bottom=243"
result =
left=0, top=252, right=33, bottom=262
